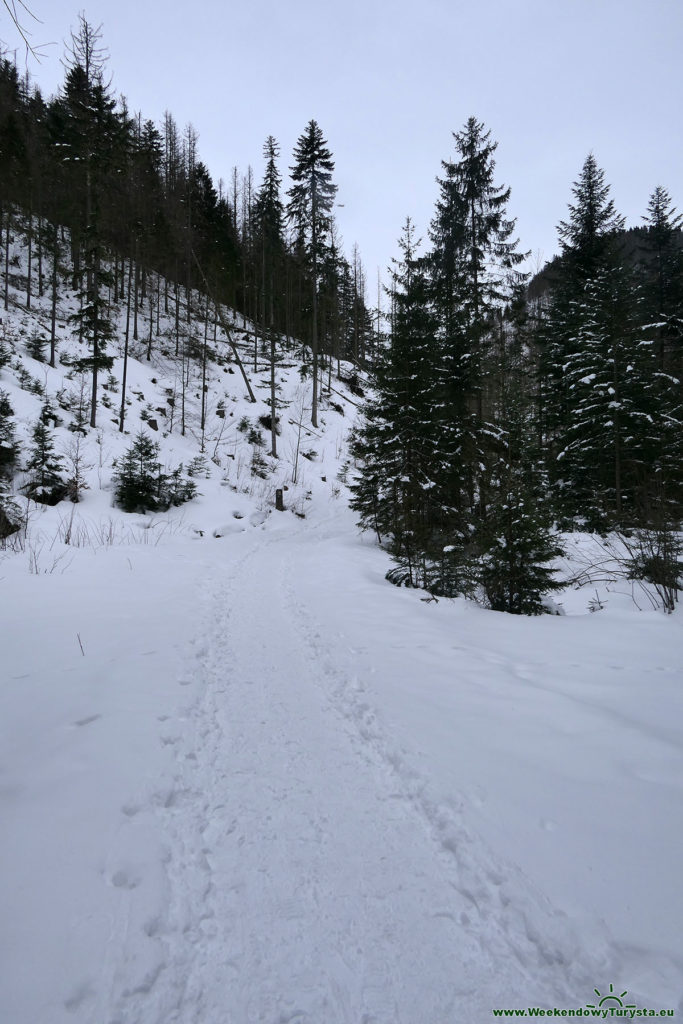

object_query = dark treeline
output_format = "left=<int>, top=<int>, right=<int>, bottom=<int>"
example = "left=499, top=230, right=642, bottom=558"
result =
left=350, top=118, right=683, bottom=613
left=0, top=17, right=374, bottom=415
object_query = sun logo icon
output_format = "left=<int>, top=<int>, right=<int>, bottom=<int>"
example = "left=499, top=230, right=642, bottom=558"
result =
left=586, top=983, right=637, bottom=1010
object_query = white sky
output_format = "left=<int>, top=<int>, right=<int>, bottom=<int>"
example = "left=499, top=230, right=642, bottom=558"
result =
left=6, top=0, right=683, bottom=297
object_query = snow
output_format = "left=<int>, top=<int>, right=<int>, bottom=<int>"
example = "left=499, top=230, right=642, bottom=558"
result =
left=1, top=227, right=683, bottom=1022
left=2, top=504, right=682, bottom=1022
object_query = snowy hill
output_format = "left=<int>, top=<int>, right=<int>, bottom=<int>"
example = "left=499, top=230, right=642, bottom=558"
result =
left=0, top=223, right=358, bottom=555
left=1, top=223, right=683, bottom=1023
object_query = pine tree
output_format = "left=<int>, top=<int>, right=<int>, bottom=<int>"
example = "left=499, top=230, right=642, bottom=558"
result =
left=556, top=154, right=624, bottom=272
left=114, top=431, right=164, bottom=512
left=635, top=187, right=683, bottom=524
left=350, top=219, right=440, bottom=588
left=428, top=116, right=526, bottom=535
left=114, top=431, right=196, bottom=513
left=253, top=136, right=286, bottom=456
left=24, top=401, right=65, bottom=504
left=287, top=120, right=338, bottom=427
left=254, top=136, right=285, bottom=263
left=539, top=155, right=661, bottom=527
left=640, top=187, right=682, bottom=375
left=477, top=297, right=564, bottom=613
left=59, top=16, right=120, bottom=428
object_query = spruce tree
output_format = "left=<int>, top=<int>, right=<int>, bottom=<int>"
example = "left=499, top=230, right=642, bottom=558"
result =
left=114, top=431, right=164, bottom=513
left=114, top=431, right=196, bottom=513
left=24, top=401, right=65, bottom=504
left=640, top=186, right=682, bottom=375
left=428, top=116, right=526, bottom=533
left=287, top=120, right=338, bottom=427
left=477, top=297, right=563, bottom=613
left=350, top=219, right=440, bottom=588
left=635, top=187, right=683, bottom=524
left=254, top=136, right=286, bottom=456
left=539, top=155, right=661, bottom=527
left=59, top=16, right=120, bottom=428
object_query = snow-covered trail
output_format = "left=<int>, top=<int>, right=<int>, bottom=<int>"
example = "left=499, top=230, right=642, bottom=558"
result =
left=3, top=509, right=681, bottom=1023
left=110, top=520, right=596, bottom=1024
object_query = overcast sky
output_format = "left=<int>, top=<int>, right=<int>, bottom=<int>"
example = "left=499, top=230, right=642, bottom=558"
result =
left=7, top=0, right=683, bottom=295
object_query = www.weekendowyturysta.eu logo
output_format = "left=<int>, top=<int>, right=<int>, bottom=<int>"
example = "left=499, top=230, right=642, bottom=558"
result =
left=586, top=985, right=637, bottom=1012
left=491, top=981, right=676, bottom=1017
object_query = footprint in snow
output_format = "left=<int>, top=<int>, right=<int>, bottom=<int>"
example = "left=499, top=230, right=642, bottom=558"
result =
left=73, top=714, right=101, bottom=727
left=110, top=869, right=140, bottom=890
left=63, top=981, right=94, bottom=1012
left=121, top=803, right=141, bottom=818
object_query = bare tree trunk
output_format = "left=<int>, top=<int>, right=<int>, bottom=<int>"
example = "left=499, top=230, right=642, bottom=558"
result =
left=89, top=251, right=101, bottom=429
left=174, top=270, right=180, bottom=356
left=311, top=258, right=319, bottom=427
left=4, top=209, right=9, bottom=311
left=269, top=317, right=277, bottom=458
left=146, top=289, right=154, bottom=360
left=119, top=260, right=133, bottom=432
left=133, top=251, right=139, bottom=341
left=25, top=206, right=32, bottom=309
left=37, top=211, right=44, bottom=297
left=181, top=338, right=187, bottom=437
left=49, top=222, right=58, bottom=368
left=200, top=294, right=209, bottom=450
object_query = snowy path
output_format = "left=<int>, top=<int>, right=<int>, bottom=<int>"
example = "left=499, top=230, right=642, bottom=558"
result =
left=109, top=523, right=596, bottom=1024
left=3, top=513, right=681, bottom=1023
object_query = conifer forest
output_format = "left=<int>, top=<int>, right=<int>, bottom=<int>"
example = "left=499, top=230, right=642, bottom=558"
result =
left=1, top=10, right=683, bottom=1023
left=1, top=15, right=680, bottom=613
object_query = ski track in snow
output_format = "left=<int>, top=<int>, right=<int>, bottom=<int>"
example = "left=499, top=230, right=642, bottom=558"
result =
left=102, top=524, right=621, bottom=1024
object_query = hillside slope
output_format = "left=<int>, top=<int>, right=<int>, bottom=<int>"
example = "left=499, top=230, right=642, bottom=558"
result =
left=0, top=217, right=357, bottom=557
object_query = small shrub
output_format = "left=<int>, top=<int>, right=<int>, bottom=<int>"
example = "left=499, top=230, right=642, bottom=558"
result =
left=250, top=449, right=268, bottom=479
left=23, top=405, right=67, bottom=505
left=187, top=454, right=211, bottom=479
left=17, top=365, right=44, bottom=396
left=114, top=431, right=197, bottom=513
left=26, top=330, right=47, bottom=362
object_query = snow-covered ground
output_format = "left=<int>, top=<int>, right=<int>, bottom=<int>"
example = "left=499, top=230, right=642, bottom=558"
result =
left=1, top=227, right=682, bottom=1022
left=2, top=496, right=682, bottom=1023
